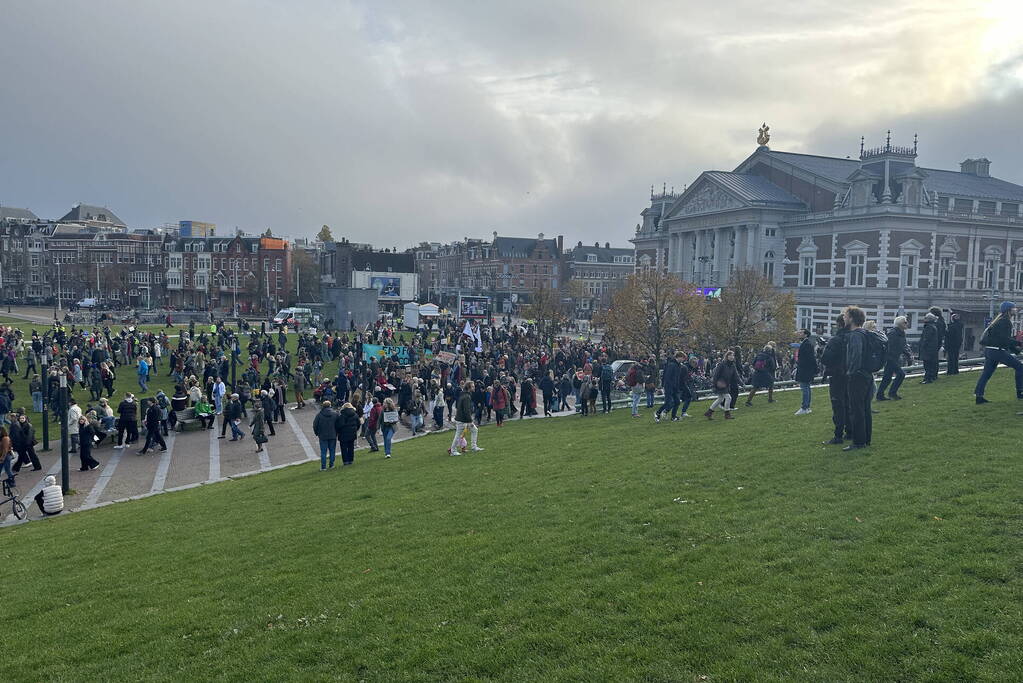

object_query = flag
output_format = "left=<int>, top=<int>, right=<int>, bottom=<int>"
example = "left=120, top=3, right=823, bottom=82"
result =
left=473, top=325, right=483, bottom=353
left=462, top=320, right=473, bottom=338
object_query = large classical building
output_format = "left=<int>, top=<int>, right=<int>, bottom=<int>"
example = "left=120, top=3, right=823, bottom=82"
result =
left=633, top=132, right=1023, bottom=347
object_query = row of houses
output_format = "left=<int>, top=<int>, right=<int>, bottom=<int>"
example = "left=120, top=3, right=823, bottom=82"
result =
left=0, top=204, right=299, bottom=314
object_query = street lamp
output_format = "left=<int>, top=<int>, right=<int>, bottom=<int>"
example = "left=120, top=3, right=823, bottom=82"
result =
left=59, top=373, right=70, bottom=494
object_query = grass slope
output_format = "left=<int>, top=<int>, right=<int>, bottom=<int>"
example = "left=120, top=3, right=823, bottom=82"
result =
left=3, top=373, right=1022, bottom=681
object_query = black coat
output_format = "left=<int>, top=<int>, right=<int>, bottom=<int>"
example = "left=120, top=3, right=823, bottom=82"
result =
left=312, top=407, right=337, bottom=441
left=885, top=326, right=909, bottom=362
left=919, top=322, right=941, bottom=357
left=334, top=406, right=361, bottom=442
left=980, top=316, right=1020, bottom=352
left=795, top=338, right=818, bottom=382
left=945, top=320, right=964, bottom=349
left=821, top=329, right=849, bottom=375
left=662, top=358, right=682, bottom=390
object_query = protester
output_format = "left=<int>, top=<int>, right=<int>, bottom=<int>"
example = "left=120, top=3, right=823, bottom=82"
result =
left=918, top=313, right=941, bottom=384
left=138, top=398, right=167, bottom=455
left=794, top=329, right=818, bottom=415
left=10, top=413, right=42, bottom=472
left=655, top=351, right=683, bottom=423
left=449, top=380, right=482, bottom=455
left=974, top=302, right=1023, bottom=404
left=745, top=344, right=777, bottom=406
left=312, top=400, right=337, bottom=469
left=820, top=314, right=851, bottom=445
left=250, top=400, right=268, bottom=454
left=876, top=316, right=910, bottom=401
left=945, top=313, right=963, bottom=375
left=77, top=416, right=100, bottom=470
left=843, top=306, right=873, bottom=451
left=705, top=350, right=738, bottom=420
left=380, top=398, right=399, bottom=458
left=335, top=401, right=361, bottom=464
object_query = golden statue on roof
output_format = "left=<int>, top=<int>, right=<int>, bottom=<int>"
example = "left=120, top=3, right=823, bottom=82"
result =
left=757, top=123, right=770, bottom=146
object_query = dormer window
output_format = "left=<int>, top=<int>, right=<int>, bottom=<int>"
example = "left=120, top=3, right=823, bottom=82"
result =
left=586, top=254, right=597, bottom=263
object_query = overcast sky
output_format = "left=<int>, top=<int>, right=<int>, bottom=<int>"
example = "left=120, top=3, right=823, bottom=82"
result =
left=2, top=1, right=1021, bottom=247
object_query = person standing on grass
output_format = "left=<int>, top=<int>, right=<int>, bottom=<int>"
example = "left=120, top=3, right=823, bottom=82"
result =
left=794, top=329, right=818, bottom=415
left=918, top=313, right=941, bottom=384
left=334, top=401, right=361, bottom=465
left=820, top=314, right=851, bottom=446
left=705, top=350, right=738, bottom=420
left=655, top=351, right=683, bottom=423
left=945, top=313, right=963, bottom=375
left=598, top=358, right=614, bottom=414
left=29, top=374, right=43, bottom=413
left=449, top=380, right=482, bottom=455
left=312, top=400, right=337, bottom=469
left=137, top=356, right=149, bottom=393
left=876, top=316, right=910, bottom=401
left=974, top=302, right=1023, bottom=404
left=67, top=398, right=82, bottom=454
left=540, top=370, right=556, bottom=417
left=365, top=396, right=382, bottom=452
left=745, top=344, right=777, bottom=407
left=627, top=362, right=643, bottom=417
left=843, top=306, right=873, bottom=451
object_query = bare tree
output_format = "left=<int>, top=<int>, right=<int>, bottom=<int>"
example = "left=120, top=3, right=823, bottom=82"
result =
left=700, top=267, right=796, bottom=352
left=522, top=284, right=574, bottom=346
left=598, top=271, right=705, bottom=361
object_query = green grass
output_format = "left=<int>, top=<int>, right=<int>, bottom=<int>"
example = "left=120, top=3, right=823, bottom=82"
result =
left=3, top=373, right=1022, bottom=681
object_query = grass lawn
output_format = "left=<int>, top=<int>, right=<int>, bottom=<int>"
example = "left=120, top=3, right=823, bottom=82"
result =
left=3, top=372, right=1022, bottom=680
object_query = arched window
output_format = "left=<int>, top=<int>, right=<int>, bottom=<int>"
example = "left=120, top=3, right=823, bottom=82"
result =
left=763, top=251, right=775, bottom=279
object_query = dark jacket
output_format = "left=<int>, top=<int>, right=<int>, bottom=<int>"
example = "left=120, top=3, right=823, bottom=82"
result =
left=144, top=404, right=162, bottom=429
left=225, top=399, right=243, bottom=421
left=845, top=328, right=873, bottom=378
left=885, top=326, right=910, bottom=362
left=919, top=322, right=941, bottom=357
left=711, top=361, right=738, bottom=389
left=455, top=392, right=473, bottom=423
left=750, top=351, right=777, bottom=387
left=821, top=328, right=849, bottom=375
left=117, top=399, right=138, bottom=422
left=945, top=320, right=964, bottom=349
left=312, top=406, right=337, bottom=441
left=795, top=337, right=818, bottom=382
left=980, top=315, right=1020, bottom=352
left=10, top=421, right=34, bottom=450
left=662, top=358, right=682, bottom=390
left=333, top=406, right=361, bottom=442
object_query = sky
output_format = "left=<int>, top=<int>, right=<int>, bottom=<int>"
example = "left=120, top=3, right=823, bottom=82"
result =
left=2, top=0, right=1022, bottom=248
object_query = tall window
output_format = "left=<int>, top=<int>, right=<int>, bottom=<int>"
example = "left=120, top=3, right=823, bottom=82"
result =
left=800, top=256, right=815, bottom=287
left=848, top=253, right=865, bottom=287
left=939, top=257, right=952, bottom=289
left=984, top=259, right=996, bottom=289
left=901, top=254, right=918, bottom=288
left=763, top=251, right=775, bottom=280
left=798, top=307, right=812, bottom=332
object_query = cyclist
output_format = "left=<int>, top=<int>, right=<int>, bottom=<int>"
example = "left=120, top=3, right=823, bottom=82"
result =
left=0, top=424, right=13, bottom=483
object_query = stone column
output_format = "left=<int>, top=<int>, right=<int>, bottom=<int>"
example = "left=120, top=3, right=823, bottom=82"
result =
left=693, top=230, right=704, bottom=284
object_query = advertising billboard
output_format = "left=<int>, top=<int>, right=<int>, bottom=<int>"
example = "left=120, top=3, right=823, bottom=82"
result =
left=370, top=276, right=402, bottom=299
left=459, top=295, right=491, bottom=319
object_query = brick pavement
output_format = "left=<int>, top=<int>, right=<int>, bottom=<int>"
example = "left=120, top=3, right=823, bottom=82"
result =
left=2, top=391, right=576, bottom=525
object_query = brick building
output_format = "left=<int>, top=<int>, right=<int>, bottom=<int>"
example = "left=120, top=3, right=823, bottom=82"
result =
left=565, top=241, right=635, bottom=319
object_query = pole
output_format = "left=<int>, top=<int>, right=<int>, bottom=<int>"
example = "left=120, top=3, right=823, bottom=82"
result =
left=59, top=374, right=70, bottom=494
left=233, top=262, right=238, bottom=317
left=41, top=361, right=50, bottom=451
left=96, top=261, right=101, bottom=298
left=897, top=261, right=906, bottom=316
left=57, top=262, right=62, bottom=313
left=296, top=264, right=300, bottom=301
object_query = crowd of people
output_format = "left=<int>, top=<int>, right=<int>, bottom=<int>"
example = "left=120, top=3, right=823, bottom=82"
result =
left=0, top=299, right=1018, bottom=514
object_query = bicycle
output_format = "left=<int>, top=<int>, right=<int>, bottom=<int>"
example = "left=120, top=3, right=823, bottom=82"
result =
left=2, top=477, right=28, bottom=521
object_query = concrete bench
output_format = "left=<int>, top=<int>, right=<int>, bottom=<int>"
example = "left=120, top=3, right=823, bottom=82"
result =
left=174, top=407, right=205, bottom=432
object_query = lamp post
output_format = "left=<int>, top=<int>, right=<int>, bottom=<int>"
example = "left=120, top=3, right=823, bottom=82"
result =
left=41, top=359, right=50, bottom=451
left=59, top=373, right=70, bottom=494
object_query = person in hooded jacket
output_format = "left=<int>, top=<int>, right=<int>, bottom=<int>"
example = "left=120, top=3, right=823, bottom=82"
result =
left=655, top=352, right=683, bottom=423
left=945, top=313, right=964, bottom=375
left=820, top=314, right=852, bottom=445
left=312, top=400, right=337, bottom=469
left=334, top=402, right=360, bottom=464
left=745, top=344, right=778, bottom=406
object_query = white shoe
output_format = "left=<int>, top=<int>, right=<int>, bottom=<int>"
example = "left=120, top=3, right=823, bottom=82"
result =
left=471, top=446, right=484, bottom=452
left=794, top=408, right=806, bottom=415
left=804, top=408, right=812, bottom=414
left=114, top=444, right=125, bottom=449
left=682, top=413, right=691, bottom=418
left=384, top=454, right=391, bottom=458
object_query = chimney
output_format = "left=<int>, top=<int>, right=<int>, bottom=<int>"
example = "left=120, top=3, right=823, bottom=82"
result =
left=557, top=235, right=563, bottom=253
left=492, top=230, right=497, bottom=241
left=538, top=232, right=544, bottom=241
left=577, top=240, right=583, bottom=248
left=605, top=242, right=610, bottom=249
left=960, top=158, right=991, bottom=177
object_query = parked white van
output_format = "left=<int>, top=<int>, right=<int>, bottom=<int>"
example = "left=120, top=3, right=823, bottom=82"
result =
left=272, top=307, right=313, bottom=325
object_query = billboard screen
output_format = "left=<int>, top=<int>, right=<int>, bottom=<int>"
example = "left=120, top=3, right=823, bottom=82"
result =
left=459, top=295, right=491, bottom=318
left=370, top=276, right=402, bottom=299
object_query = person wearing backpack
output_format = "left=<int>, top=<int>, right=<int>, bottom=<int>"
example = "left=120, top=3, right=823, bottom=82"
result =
left=974, top=301, right=1023, bottom=404
left=794, top=329, right=818, bottom=415
left=820, top=314, right=852, bottom=445
left=745, top=344, right=778, bottom=406
left=843, top=306, right=875, bottom=451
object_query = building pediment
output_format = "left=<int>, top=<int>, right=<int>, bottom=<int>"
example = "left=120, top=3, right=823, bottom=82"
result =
left=840, top=239, right=869, bottom=253
left=898, top=238, right=926, bottom=252
left=665, top=175, right=747, bottom=219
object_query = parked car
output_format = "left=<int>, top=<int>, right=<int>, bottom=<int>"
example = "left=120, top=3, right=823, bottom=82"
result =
left=76, top=297, right=99, bottom=309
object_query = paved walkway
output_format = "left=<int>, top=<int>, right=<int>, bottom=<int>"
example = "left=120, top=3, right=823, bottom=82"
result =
left=2, top=392, right=578, bottom=525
